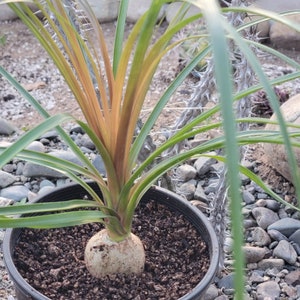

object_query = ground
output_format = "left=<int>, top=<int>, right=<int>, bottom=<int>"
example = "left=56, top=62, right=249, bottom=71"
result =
left=1, top=18, right=300, bottom=190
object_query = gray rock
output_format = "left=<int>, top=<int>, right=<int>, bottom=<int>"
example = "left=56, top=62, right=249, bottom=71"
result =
left=0, top=171, right=16, bottom=188
left=242, top=190, right=255, bottom=204
left=0, top=3, right=38, bottom=21
left=268, top=217, right=300, bottom=237
left=80, top=134, right=95, bottom=150
left=190, top=200, right=208, bottom=213
left=252, top=227, right=271, bottom=246
left=2, top=163, right=16, bottom=174
left=273, top=240, right=297, bottom=265
left=15, top=162, right=24, bottom=176
left=255, top=199, right=267, bottom=207
left=249, top=271, right=264, bottom=283
left=0, top=118, right=17, bottom=135
left=285, top=269, right=300, bottom=286
left=0, top=185, right=29, bottom=202
left=214, top=296, right=229, bottom=300
left=40, top=179, right=55, bottom=189
left=217, top=273, right=234, bottom=289
left=203, top=284, right=218, bottom=300
left=281, top=282, right=298, bottom=299
left=80, top=146, right=93, bottom=154
left=244, top=218, right=257, bottom=229
left=92, top=155, right=106, bottom=175
left=0, top=5, right=18, bottom=21
left=243, top=246, right=266, bottom=264
left=252, top=207, right=279, bottom=229
left=267, top=229, right=288, bottom=242
left=38, top=185, right=55, bottom=196
left=23, top=150, right=84, bottom=178
left=176, top=165, right=197, bottom=181
left=177, top=180, right=196, bottom=200
left=256, top=193, right=268, bottom=199
left=256, top=281, right=280, bottom=299
left=165, top=2, right=200, bottom=24
left=87, top=0, right=120, bottom=22
left=23, top=163, right=65, bottom=178
left=289, top=229, right=300, bottom=247
left=258, top=258, right=285, bottom=270
left=40, top=130, right=59, bottom=140
left=127, top=0, right=166, bottom=23
left=194, top=183, right=207, bottom=203
left=194, top=154, right=217, bottom=176
left=26, top=141, right=45, bottom=152
left=265, top=199, right=281, bottom=212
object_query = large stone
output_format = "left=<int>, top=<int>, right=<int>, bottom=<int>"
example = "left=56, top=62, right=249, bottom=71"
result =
left=22, top=150, right=84, bottom=178
left=86, top=0, right=120, bottom=22
left=0, top=118, right=17, bottom=135
left=165, top=2, right=200, bottom=24
left=270, top=14, right=300, bottom=50
left=255, top=0, right=300, bottom=12
left=0, top=5, right=18, bottom=21
left=263, top=94, right=300, bottom=183
left=0, top=4, right=38, bottom=22
left=252, top=207, right=279, bottom=229
left=127, top=0, right=166, bottom=23
left=268, top=217, right=300, bottom=237
left=256, top=281, right=281, bottom=299
left=273, top=240, right=298, bottom=265
left=0, top=185, right=29, bottom=202
left=244, top=0, right=300, bottom=43
left=243, top=246, right=266, bottom=263
left=0, top=171, right=16, bottom=188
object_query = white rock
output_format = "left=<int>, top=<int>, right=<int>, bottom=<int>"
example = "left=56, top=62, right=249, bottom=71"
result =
left=263, top=94, right=300, bottom=183
left=26, top=141, right=46, bottom=152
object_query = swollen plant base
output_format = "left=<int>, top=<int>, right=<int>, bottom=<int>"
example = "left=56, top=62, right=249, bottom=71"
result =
left=84, top=229, right=145, bottom=278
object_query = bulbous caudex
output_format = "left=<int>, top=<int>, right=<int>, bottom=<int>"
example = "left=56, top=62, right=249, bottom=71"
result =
left=84, top=229, right=145, bottom=278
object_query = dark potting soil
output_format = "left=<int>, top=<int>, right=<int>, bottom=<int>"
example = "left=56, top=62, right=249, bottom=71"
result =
left=13, top=200, right=210, bottom=300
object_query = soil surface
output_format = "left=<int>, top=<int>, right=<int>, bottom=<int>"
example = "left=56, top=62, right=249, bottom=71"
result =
left=13, top=200, right=210, bottom=300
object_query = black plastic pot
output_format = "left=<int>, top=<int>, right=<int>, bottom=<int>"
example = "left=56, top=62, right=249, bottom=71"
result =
left=3, top=182, right=220, bottom=300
